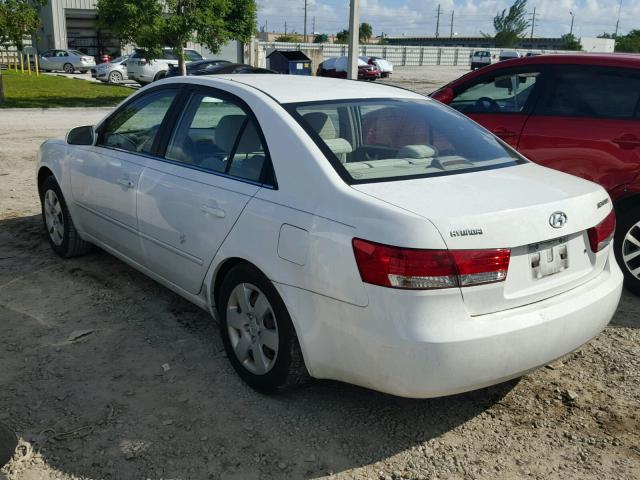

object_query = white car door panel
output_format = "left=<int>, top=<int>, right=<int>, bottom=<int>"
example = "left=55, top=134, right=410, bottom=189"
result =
left=137, top=164, right=259, bottom=293
left=68, top=147, right=145, bottom=260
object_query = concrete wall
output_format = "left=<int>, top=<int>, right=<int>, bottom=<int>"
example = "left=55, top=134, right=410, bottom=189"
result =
left=581, top=37, right=615, bottom=53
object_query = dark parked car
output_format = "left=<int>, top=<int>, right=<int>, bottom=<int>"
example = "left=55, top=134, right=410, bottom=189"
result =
left=166, top=59, right=232, bottom=77
left=167, top=62, right=276, bottom=76
left=431, top=53, right=640, bottom=293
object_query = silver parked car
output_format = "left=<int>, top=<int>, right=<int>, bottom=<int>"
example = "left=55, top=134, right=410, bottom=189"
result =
left=91, top=56, right=130, bottom=84
left=38, top=49, right=96, bottom=73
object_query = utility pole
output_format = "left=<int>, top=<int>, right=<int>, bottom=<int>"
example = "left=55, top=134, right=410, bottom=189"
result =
left=614, top=0, right=623, bottom=37
left=347, top=0, right=360, bottom=80
left=284, top=21, right=287, bottom=36
left=303, top=0, right=308, bottom=42
left=530, top=7, right=536, bottom=39
left=449, top=10, right=454, bottom=38
left=435, top=4, right=441, bottom=38
left=569, top=11, right=574, bottom=35
left=313, top=16, right=316, bottom=36
left=265, top=20, right=268, bottom=32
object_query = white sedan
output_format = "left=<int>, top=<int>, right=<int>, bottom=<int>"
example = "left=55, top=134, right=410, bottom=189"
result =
left=37, top=75, right=623, bottom=398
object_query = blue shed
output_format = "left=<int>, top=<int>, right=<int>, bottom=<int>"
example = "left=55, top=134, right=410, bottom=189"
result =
left=267, top=50, right=312, bottom=76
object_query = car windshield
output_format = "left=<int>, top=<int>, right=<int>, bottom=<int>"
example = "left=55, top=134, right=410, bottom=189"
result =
left=287, top=98, right=525, bottom=184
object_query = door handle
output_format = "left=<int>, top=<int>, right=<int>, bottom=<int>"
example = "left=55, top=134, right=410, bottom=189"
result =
left=116, top=177, right=134, bottom=188
left=200, top=204, right=226, bottom=218
left=491, top=127, right=517, bottom=138
left=613, top=134, right=640, bottom=150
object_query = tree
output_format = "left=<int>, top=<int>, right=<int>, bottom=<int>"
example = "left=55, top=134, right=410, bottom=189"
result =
left=616, top=30, right=640, bottom=52
left=359, top=22, right=372, bottom=43
left=97, top=0, right=257, bottom=76
left=492, top=0, right=529, bottom=47
left=274, top=34, right=298, bottom=42
left=335, top=29, right=349, bottom=44
left=560, top=33, right=582, bottom=51
left=313, top=33, right=328, bottom=43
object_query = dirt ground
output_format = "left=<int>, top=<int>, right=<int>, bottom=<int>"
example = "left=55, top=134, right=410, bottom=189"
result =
left=1, top=68, right=639, bottom=480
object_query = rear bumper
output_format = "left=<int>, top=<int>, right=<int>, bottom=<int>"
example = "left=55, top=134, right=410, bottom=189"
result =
left=277, top=250, right=622, bottom=398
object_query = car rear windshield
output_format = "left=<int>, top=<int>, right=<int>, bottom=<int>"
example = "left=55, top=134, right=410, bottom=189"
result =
left=286, top=98, right=525, bottom=184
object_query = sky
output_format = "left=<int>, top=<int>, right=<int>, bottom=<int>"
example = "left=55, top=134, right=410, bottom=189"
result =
left=256, top=0, right=637, bottom=39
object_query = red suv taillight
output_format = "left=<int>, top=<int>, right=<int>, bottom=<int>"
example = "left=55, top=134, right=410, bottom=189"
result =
left=587, top=210, right=616, bottom=252
left=352, top=238, right=510, bottom=290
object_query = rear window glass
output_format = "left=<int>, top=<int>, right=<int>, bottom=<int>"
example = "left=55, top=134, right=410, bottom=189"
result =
left=185, top=50, right=204, bottom=61
left=287, top=98, right=524, bottom=184
left=537, top=68, right=640, bottom=119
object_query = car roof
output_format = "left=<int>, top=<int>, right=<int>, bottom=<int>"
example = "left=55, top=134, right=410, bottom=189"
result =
left=181, top=74, right=425, bottom=103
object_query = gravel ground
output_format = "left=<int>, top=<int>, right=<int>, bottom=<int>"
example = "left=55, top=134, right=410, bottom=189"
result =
left=1, top=69, right=639, bottom=480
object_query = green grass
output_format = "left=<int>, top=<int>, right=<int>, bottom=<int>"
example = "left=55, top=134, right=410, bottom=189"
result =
left=0, top=69, right=133, bottom=108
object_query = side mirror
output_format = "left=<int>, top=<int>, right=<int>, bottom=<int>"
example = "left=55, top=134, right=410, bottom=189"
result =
left=66, top=125, right=95, bottom=146
left=431, top=87, right=454, bottom=105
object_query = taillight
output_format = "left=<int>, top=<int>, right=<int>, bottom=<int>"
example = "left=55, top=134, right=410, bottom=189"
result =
left=352, top=238, right=510, bottom=290
left=588, top=210, right=616, bottom=252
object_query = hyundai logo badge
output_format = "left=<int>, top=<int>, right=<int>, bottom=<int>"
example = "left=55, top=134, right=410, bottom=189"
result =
left=549, top=211, right=568, bottom=228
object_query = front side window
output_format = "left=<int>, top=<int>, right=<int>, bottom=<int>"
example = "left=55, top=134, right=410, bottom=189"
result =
left=166, top=93, right=268, bottom=183
left=288, top=98, right=524, bottom=184
left=536, top=67, right=640, bottom=119
left=99, top=89, right=177, bottom=154
left=451, top=71, right=540, bottom=114
left=185, top=50, right=204, bottom=62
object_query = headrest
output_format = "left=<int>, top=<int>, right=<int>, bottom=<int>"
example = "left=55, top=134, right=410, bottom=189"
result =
left=303, top=112, right=337, bottom=140
left=235, top=121, right=262, bottom=154
left=215, top=115, right=246, bottom=153
left=396, top=144, right=438, bottom=159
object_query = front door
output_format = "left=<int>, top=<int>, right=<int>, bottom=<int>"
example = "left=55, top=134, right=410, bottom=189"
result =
left=449, top=67, right=545, bottom=148
left=69, top=88, right=179, bottom=261
left=518, top=65, right=640, bottom=195
left=137, top=89, right=272, bottom=293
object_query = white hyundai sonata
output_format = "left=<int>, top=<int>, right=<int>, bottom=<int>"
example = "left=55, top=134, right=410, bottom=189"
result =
left=37, top=75, right=623, bottom=398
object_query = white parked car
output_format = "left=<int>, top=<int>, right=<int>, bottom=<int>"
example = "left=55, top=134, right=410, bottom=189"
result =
left=470, top=50, right=492, bottom=70
left=37, top=75, right=622, bottom=398
left=37, top=49, right=96, bottom=73
left=127, top=48, right=205, bottom=85
left=91, top=55, right=130, bottom=84
left=499, top=50, right=521, bottom=61
left=360, top=55, right=393, bottom=77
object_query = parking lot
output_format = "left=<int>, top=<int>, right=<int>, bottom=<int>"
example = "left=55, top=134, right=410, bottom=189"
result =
left=1, top=67, right=639, bottom=480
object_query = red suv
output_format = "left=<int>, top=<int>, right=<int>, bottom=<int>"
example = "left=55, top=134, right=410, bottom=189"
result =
left=432, top=54, right=640, bottom=293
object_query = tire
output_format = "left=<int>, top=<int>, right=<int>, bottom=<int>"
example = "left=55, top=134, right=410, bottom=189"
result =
left=63, top=63, right=74, bottom=74
left=153, top=71, right=166, bottom=82
left=40, top=176, right=92, bottom=258
left=218, top=263, right=310, bottom=393
left=614, top=206, right=640, bottom=294
left=108, top=70, right=123, bottom=84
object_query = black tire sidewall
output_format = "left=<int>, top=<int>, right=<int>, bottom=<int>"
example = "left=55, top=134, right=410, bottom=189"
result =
left=614, top=207, right=640, bottom=294
left=41, top=177, right=73, bottom=257
left=218, top=264, right=298, bottom=393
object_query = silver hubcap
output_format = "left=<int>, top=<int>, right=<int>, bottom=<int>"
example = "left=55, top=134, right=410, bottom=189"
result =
left=226, top=283, right=279, bottom=375
left=110, top=72, right=122, bottom=82
left=44, top=189, right=64, bottom=246
left=622, top=221, right=640, bottom=278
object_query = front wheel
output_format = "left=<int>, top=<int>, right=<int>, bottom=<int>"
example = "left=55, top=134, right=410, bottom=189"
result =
left=614, top=206, right=640, bottom=294
left=40, top=176, right=91, bottom=258
left=63, top=63, right=74, bottom=74
left=218, top=263, right=310, bottom=393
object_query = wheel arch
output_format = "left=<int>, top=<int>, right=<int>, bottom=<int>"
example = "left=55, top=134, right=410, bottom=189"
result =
left=37, top=166, right=56, bottom=199
left=210, top=257, right=259, bottom=309
left=614, top=193, right=640, bottom=218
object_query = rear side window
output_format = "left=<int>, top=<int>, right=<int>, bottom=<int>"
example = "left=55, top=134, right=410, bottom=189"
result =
left=98, top=90, right=177, bottom=154
left=185, top=50, right=204, bottom=62
left=536, top=67, right=640, bottom=119
left=166, top=93, right=269, bottom=183
left=451, top=71, right=540, bottom=114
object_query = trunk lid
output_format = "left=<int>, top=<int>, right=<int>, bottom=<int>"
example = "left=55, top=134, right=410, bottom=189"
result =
left=352, top=163, right=613, bottom=315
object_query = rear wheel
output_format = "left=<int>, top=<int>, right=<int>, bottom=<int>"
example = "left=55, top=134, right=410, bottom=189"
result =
left=63, top=63, right=74, bottom=74
left=40, top=176, right=91, bottom=258
left=108, top=70, right=123, bottom=84
left=218, top=263, right=310, bottom=393
left=614, top=206, right=640, bottom=294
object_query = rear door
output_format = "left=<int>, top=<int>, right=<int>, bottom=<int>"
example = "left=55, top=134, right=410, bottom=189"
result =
left=518, top=65, right=640, bottom=194
left=136, top=87, right=273, bottom=293
left=449, top=66, right=546, bottom=148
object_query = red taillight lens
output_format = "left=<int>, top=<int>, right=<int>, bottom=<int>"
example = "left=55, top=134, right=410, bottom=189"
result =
left=588, top=210, right=616, bottom=252
left=352, top=238, right=510, bottom=290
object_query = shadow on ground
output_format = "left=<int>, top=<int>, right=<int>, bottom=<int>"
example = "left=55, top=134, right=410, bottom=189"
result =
left=0, top=213, right=635, bottom=479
